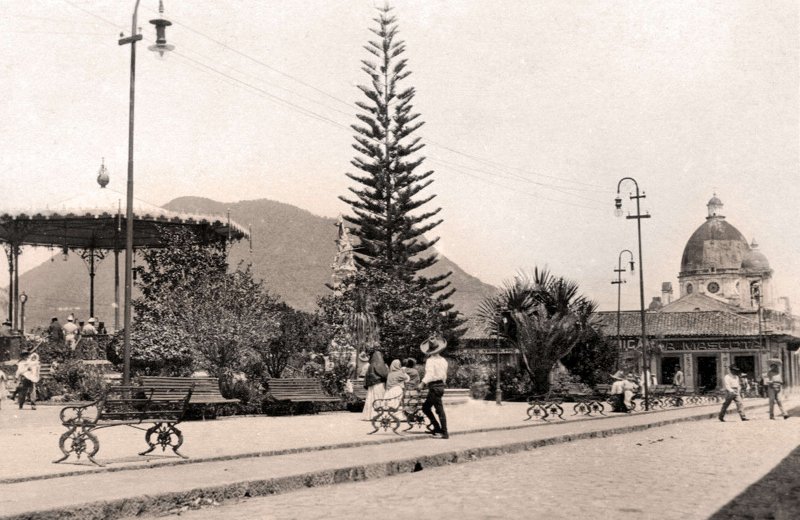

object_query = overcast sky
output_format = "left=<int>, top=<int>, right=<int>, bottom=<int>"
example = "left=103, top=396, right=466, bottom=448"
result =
left=1, top=0, right=797, bottom=312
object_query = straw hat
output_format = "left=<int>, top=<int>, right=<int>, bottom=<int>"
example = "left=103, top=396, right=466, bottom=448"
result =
left=358, top=351, right=370, bottom=363
left=610, top=370, right=625, bottom=380
left=420, top=335, right=447, bottom=356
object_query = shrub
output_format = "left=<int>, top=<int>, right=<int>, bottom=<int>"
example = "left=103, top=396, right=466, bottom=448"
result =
left=487, top=366, right=533, bottom=401
left=50, top=359, right=109, bottom=401
left=447, top=351, right=491, bottom=388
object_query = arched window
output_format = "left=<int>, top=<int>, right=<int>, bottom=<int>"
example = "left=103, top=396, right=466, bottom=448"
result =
left=686, top=283, right=693, bottom=295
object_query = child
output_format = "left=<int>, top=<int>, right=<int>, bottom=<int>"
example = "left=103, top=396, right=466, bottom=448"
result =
left=403, top=358, right=420, bottom=389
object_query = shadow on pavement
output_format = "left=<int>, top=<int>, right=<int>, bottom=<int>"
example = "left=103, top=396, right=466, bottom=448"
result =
left=710, top=419, right=800, bottom=520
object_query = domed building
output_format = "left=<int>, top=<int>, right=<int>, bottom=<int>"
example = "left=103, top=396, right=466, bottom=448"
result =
left=678, top=195, right=773, bottom=310
left=598, top=195, right=799, bottom=392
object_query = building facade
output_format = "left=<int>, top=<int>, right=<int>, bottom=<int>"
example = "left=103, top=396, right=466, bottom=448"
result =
left=601, top=195, right=799, bottom=391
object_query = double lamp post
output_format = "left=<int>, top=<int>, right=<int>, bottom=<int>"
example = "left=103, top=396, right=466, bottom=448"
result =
left=614, top=177, right=651, bottom=411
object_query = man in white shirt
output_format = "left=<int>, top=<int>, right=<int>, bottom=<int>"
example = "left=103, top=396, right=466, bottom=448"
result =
left=673, top=368, right=685, bottom=388
left=718, top=365, right=748, bottom=422
left=419, top=335, right=449, bottom=439
left=63, top=315, right=79, bottom=350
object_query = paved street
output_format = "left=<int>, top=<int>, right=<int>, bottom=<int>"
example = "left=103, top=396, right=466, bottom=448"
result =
left=155, top=415, right=799, bottom=520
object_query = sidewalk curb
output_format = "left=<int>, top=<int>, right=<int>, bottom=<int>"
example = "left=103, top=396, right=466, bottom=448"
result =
left=4, top=401, right=794, bottom=520
left=0, top=400, right=753, bottom=485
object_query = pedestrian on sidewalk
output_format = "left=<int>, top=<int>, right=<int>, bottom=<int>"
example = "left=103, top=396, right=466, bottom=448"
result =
left=419, top=335, right=449, bottom=439
left=719, top=365, right=748, bottom=422
left=14, top=350, right=40, bottom=410
left=766, top=361, right=789, bottom=420
left=362, top=348, right=388, bottom=421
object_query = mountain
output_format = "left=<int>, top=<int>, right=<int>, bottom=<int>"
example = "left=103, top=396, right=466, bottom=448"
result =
left=15, top=197, right=497, bottom=329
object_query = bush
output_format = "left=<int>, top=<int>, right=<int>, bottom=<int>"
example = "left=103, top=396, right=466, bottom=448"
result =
left=447, top=351, right=491, bottom=388
left=217, top=378, right=266, bottom=416
left=49, top=359, right=109, bottom=401
left=321, top=363, right=352, bottom=398
left=487, top=366, right=533, bottom=401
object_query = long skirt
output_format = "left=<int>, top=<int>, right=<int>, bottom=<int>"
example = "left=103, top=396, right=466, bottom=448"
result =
left=362, top=383, right=386, bottom=420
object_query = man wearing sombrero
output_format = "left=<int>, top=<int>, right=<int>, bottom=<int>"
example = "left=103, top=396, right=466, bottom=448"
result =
left=419, top=335, right=449, bottom=439
left=766, top=360, right=789, bottom=420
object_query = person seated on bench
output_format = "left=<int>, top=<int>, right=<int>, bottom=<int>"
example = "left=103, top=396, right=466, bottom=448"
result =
left=403, top=358, right=420, bottom=389
left=362, top=349, right=388, bottom=421
left=382, top=360, right=409, bottom=411
left=609, top=370, right=626, bottom=412
left=623, top=373, right=639, bottom=413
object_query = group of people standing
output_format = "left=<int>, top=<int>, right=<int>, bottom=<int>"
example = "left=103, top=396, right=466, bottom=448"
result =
left=360, top=335, right=450, bottom=439
left=47, top=314, right=106, bottom=348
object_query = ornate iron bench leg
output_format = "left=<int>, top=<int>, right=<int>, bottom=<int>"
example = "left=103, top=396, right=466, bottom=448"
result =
left=54, top=425, right=102, bottom=466
left=403, top=408, right=427, bottom=431
left=525, top=400, right=551, bottom=421
left=369, top=408, right=399, bottom=434
left=140, top=422, right=187, bottom=459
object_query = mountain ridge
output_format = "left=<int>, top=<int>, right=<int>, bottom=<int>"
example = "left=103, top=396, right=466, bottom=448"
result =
left=16, top=197, right=497, bottom=329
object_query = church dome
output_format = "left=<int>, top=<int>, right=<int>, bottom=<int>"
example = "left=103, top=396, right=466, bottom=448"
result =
left=742, top=239, right=770, bottom=271
left=680, top=196, right=749, bottom=274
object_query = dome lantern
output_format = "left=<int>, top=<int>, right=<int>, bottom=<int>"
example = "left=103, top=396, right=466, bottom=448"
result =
left=707, top=193, right=724, bottom=219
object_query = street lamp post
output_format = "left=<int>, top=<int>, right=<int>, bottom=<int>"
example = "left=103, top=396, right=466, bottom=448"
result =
left=19, top=292, right=28, bottom=335
left=118, top=0, right=174, bottom=385
left=611, top=249, right=635, bottom=369
left=615, top=178, right=651, bottom=410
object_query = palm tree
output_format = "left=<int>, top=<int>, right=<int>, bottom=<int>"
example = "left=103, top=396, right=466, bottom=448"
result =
left=477, top=268, right=599, bottom=394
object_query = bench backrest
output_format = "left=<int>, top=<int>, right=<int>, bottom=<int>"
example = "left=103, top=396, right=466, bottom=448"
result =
left=268, top=378, right=328, bottom=398
left=138, top=376, right=226, bottom=401
left=595, top=384, right=611, bottom=395
left=97, top=384, right=193, bottom=423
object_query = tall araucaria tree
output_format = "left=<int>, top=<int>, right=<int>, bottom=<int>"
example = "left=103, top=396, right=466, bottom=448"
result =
left=341, top=5, right=453, bottom=306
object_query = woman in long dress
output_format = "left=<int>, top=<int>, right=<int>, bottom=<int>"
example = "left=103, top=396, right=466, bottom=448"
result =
left=362, top=350, right=388, bottom=421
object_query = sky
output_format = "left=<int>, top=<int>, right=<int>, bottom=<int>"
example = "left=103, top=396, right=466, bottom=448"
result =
left=0, top=0, right=798, bottom=313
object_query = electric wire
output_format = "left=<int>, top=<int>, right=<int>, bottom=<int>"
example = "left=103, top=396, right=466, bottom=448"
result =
left=58, top=0, right=617, bottom=208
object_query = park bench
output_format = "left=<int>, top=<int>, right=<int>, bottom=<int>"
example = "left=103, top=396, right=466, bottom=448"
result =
left=368, top=387, right=430, bottom=434
left=138, top=376, right=239, bottom=419
left=349, top=378, right=367, bottom=401
left=268, top=377, right=339, bottom=414
left=53, top=384, right=193, bottom=467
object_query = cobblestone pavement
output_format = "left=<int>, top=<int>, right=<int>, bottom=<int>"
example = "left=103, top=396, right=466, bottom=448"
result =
left=710, top=443, right=800, bottom=520
left=157, top=416, right=799, bottom=520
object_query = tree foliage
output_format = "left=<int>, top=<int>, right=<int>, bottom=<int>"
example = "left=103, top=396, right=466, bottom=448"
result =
left=253, top=305, right=331, bottom=380
left=341, top=5, right=452, bottom=294
left=478, top=268, right=602, bottom=394
left=319, top=267, right=455, bottom=363
left=125, top=230, right=285, bottom=383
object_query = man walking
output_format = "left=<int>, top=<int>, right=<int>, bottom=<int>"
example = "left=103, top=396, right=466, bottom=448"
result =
left=766, top=361, right=789, bottom=420
left=419, top=335, right=449, bottom=439
left=719, top=365, right=748, bottom=422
